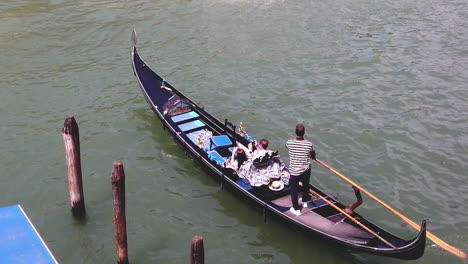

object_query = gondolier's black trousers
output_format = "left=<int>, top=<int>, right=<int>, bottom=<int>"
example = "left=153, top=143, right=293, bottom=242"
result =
left=290, top=168, right=311, bottom=211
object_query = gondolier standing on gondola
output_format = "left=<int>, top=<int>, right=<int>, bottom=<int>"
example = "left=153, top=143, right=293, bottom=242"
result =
left=286, top=123, right=316, bottom=216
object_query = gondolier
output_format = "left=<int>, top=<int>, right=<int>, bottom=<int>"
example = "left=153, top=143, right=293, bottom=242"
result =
left=286, top=123, right=316, bottom=216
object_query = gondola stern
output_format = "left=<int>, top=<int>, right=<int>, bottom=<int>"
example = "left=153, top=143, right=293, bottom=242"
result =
left=395, top=219, right=427, bottom=260
left=363, top=219, right=427, bottom=260
left=410, top=219, right=427, bottom=259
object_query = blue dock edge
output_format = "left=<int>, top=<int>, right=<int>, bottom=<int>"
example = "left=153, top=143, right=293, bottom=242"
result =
left=0, top=205, right=58, bottom=264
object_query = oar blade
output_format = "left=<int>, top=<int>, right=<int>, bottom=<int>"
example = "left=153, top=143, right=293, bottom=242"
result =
left=427, top=232, right=467, bottom=259
left=315, top=159, right=467, bottom=259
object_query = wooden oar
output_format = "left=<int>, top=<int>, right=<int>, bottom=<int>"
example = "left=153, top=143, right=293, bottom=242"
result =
left=307, top=188, right=397, bottom=249
left=315, top=159, right=467, bottom=259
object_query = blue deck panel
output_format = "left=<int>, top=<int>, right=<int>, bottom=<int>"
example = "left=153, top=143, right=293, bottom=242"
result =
left=186, top=130, right=205, bottom=145
left=0, top=205, right=58, bottom=264
left=171, top=111, right=199, bottom=123
left=178, top=120, right=205, bottom=132
left=186, top=130, right=211, bottom=151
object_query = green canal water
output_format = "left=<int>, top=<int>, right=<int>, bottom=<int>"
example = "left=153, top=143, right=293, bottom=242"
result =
left=1, top=0, right=467, bottom=263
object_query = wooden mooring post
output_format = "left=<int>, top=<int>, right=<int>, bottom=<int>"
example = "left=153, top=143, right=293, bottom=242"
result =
left=190, top=236, right=204, bottom=264
left=112, top=161, right=128, bottom=264
left=62, top=115, right=86, bottom=218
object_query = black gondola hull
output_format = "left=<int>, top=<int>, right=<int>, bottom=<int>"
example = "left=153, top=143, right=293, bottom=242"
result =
left=131, top=32, right=426, bottom=260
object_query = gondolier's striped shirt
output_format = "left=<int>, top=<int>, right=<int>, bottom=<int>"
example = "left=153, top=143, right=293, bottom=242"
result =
left=286, top=138, right=314, bottom=176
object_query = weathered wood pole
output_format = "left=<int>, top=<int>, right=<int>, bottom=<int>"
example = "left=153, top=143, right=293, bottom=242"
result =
left=112, top=161, right=128, bottom=264
left=62, top=115, right=85, bottom=218
left=190, top=236, right=204, bottom=264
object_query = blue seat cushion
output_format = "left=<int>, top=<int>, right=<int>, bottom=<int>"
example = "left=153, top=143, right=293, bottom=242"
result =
left=207, top=151, right=226, bottom=165
left=236, top=179, right=253, bottom=191
left=210, top=135, right=232, bottom=149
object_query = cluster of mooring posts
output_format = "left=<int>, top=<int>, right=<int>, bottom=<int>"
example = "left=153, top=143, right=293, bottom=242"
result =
left=62, top=115, right=205, bottom=264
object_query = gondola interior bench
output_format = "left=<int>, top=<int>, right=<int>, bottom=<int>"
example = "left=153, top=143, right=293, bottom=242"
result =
left=184, top=131, right=233, bottom=165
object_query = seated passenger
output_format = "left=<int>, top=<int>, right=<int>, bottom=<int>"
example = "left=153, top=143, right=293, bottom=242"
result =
left=223, top=147, right=248, bottom=171
left=249, top=139, right=271, bottom=159
left=238, top=144, right=288, bottom=187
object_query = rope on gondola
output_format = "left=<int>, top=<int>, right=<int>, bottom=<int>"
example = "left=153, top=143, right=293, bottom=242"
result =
left=263, top=205, right=268, bottom=223
left=220, top=174, right=224, bottom=189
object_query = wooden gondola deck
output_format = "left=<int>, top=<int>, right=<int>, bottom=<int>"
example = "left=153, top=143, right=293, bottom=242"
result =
left=269, top=194, right=374, bottom=244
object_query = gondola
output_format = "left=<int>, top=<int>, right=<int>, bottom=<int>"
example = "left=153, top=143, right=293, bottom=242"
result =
left=130, top=31, right=426, bottom=260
